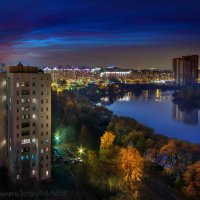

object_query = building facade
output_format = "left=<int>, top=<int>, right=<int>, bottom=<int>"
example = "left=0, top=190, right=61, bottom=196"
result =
left=0, top=74, right=6, bottom=167
left=173, top=55, right=199, bottom=86
left=0, top=63, right=51, bottom=182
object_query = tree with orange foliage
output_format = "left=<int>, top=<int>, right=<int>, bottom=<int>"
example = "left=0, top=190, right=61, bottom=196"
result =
left=119, top=146, right=144, bottom=183
left=160, top=139, right=192, bottom=175
left=100, top=131, right=116, bottom=149
left=183, top=161, right=200, bottom=199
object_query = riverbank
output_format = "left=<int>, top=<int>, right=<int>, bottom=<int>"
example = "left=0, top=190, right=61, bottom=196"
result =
left=78, top=82, right=179, bottom=105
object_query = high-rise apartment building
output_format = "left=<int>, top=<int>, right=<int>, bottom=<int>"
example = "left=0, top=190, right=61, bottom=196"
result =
left=173, top=55, right=199, bottom=86
left=0, top=63, right=51, bottom=182
left=0, top=74, right=6, bottom=167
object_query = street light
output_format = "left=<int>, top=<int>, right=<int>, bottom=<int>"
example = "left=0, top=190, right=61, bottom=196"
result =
left=55, top=134, right=60, bottom=143
left=78, top=146, right=85, bottom=156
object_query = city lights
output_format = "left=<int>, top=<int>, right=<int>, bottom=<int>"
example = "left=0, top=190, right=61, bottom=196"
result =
left=0, top=0, right=199, bottom=198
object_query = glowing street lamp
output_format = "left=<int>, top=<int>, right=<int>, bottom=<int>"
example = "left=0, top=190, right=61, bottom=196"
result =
left=78, top=146, right=85, bottom=156
left=55, top=134, right=60, bottom=144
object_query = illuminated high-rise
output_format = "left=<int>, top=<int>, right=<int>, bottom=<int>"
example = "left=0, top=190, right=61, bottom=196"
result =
left=173, top=55, right=199, bottom=86
left=4, top=63, right=51, bottom=182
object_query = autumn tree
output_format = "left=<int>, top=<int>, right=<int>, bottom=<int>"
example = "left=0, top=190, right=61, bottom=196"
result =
left=122, top=130, right=145, bottom=153
left=118, top=146, right=144, bottom=198
left=119, top=146, right=144, bottom=182
left=160, top=139, right=193, bottom=175
left=100, top=131, right=116, bottom=149
left=183, top=161, right=200, bottom=199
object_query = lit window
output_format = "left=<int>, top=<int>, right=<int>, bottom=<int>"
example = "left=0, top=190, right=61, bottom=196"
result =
left=41, top=149, right=44, bottom=154
left=32, top=154, right=36, bottom=160
left=21, top=82, right=29, bottom=87
left=32, top=114, right=36, bottom=119
left=32, top=98, right=36, bottom=103
left=16, top=174, right=20, bottom=180
left=2, top=95, right=6, bottom=101
left=32, top=170, right=36, bottom=175
left=32, top=138, right=36, bottom=143
left=46, top=171, right=49, bottom=176
left=16, top=83, right=19, bottom=87
left=46, top=147, right=49, bottom=152
left=21, top=139, right=30, bottom=144
left=2, top=80, right=6, bottom=87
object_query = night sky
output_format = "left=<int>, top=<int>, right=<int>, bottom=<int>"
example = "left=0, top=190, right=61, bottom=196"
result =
left=0, top=0, right=200, bottom=68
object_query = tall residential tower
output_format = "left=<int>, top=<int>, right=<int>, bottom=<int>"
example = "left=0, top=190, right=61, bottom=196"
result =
left=3, top=63, right=51, bottom=182
left=173, top=55, right=199, bottom=86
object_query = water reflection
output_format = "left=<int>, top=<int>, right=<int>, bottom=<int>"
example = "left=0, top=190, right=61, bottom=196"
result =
left=117, top=90, right=199, bottom=126
left=107, top=90, right=200, bottom=143
left=117, top=89, right=170, bottom=102
left=173, top=104, right=198, bottom=125
left=118, top=92, right=132, bottom=102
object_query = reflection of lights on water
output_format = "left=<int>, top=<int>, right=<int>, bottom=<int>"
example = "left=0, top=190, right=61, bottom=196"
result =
left=144, top=90, right=149, bottom=100
left=118, top=93, right=131, bottom=102
left=155, top=89, right=161, bottom=101
left=155, top=89, right=161, bottom=98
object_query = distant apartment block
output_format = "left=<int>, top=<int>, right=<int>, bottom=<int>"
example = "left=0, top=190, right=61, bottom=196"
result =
left=173, top=55, right=199, bottom=86
left=0, top=63, right=51, bottom=182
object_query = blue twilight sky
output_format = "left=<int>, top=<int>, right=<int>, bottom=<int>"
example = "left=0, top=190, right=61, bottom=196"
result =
left=0, top=0, right=200, bottom=68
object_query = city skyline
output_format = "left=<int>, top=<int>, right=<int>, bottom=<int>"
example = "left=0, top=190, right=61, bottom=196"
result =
left=0, top=0, right=200, bottom=68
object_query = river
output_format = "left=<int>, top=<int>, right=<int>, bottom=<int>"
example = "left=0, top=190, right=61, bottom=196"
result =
left=107, top=90, right=200, bottom=144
